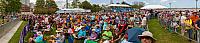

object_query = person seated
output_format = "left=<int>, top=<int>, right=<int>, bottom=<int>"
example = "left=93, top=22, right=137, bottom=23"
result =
left=89, top=29, right=98, bottom=40
left=95, top=24, right=101, bottom=35
left=103, top=20, right=108, bottom=30
left=100, top=27, right=113, bottom=43
left=84, top=29, right=98, bottom=43
left=118, top=21, right=127, bottom=35
left=85, top=24, right=91, bottom=33
left=34, top=32, right=43, bottom=43
left=110, top=29, right=122, bottom=43
left=138, top=31, right=156, bottom=43
left=77, top=27, right=86, bottom=39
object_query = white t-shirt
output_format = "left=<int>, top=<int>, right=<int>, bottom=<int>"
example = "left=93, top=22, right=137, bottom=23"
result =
left=180, top=16, right=186, bottom=24
left=130, top=17, right=134, bottom=21
left=142, top=17, right=147, bottom=25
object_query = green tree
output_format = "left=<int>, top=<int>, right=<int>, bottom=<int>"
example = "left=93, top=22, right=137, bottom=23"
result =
left=71, top=0, right=79, bottom=8
left=34, top=0, right=46, bottom=14
left=0, top=0, right=5, bottom=14
left=46, top=0, right=58, bottom=14
left=79, top=1, right=92, bottom=9
left=131, top=4, right=144, bottom=9
left=131, top=2, right=145, bottom=9
left=79, top=1, right=103, bottom=12
left=1, top=0, right=21, bottom=14
left=91, top=4, right=102, bottom=12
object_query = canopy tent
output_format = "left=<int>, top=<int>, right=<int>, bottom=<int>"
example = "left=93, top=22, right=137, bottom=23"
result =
left=141, top=5, right=168, bottom=9
left=107, top=4, right=134, bottom=12
left=56, top=8, right=91, bottom=13
left=108, top=4, right=131, bottom=7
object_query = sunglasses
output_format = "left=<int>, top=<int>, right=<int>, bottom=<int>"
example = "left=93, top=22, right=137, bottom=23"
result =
left=140, top=36, right=152, bottom=40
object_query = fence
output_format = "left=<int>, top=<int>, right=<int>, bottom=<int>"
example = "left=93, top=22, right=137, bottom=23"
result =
left=157, top=15, right=197, bottom=42
left=0, top=18, right=21, bottom=38
left=19, top=21, right=30, bottom=43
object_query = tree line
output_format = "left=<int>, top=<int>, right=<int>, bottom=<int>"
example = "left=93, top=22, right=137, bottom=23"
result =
left=0, top=0, right=144, bottom=15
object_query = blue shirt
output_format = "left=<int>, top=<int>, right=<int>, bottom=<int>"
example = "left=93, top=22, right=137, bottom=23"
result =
left=35, top=35, right=43, bottom=43
left=85, top=26, right=91, bottom=31
left=78, top=29, right=86, bottom=38
left=127, top=27, right=145, bottom=43
left=91, top=16, right=95, bottom=20
left=95, top=28, right=101, bottom=35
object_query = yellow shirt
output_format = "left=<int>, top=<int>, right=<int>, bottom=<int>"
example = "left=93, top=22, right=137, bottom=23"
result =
left=184, top=19, right=192, bottom=25
left=184, top=19, right=192, bottom=29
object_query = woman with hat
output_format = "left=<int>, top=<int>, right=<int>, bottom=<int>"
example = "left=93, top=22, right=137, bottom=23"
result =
left=84, top=29, right=98, bottom=43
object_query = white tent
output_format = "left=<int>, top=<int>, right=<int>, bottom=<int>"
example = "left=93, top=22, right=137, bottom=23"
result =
left=56, top=8, right=91, bottom=13
left=141, top=5, right=168, bottom=9
left=108, top=4, right=131, bottom=7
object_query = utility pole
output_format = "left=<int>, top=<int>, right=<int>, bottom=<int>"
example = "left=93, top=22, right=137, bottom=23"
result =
left=195, top=0, right=198, bottom=12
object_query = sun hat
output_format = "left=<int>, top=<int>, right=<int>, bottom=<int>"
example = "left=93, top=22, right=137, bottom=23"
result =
left=92, top=29, right=96, bottom=31
left=105, top=27, right=110, bottom=30
left=138, top=31, right=156, bottom=40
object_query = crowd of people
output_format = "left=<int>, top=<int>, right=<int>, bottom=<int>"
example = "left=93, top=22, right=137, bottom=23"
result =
left=26, top=10, right=157, bottom=43
left=158, top=10, right=200, bottom=41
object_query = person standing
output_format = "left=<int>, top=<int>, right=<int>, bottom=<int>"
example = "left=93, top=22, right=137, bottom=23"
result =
left=184, top=15, right=193, bottom=40
left=195, top=18, right=200, bottom=43
left=180, top=14, right=187, bottom=36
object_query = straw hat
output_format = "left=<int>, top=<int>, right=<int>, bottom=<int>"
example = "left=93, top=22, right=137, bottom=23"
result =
left=138, top=31, right=156, bottom=41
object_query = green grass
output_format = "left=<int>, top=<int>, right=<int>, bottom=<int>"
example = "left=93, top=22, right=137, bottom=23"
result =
left=148, top=19, right=194, bottom=43
left=23, top=25, right=58, bottom=43
left=8, top=21, right=28, bottom=43
left=24, top=31, right=34, bottom=43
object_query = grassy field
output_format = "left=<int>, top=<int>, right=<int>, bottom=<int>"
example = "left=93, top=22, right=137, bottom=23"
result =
left=8, top=21, right=28, bottom=43
left=148, top=19, right=195, bottom=43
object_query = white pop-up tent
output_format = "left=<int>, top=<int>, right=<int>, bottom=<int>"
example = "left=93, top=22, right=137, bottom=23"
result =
left=141, top=5, right=168, bottom=9
left=108, top=4, right=131, bottom=7
left=56, top=8, right=91, bottom=13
